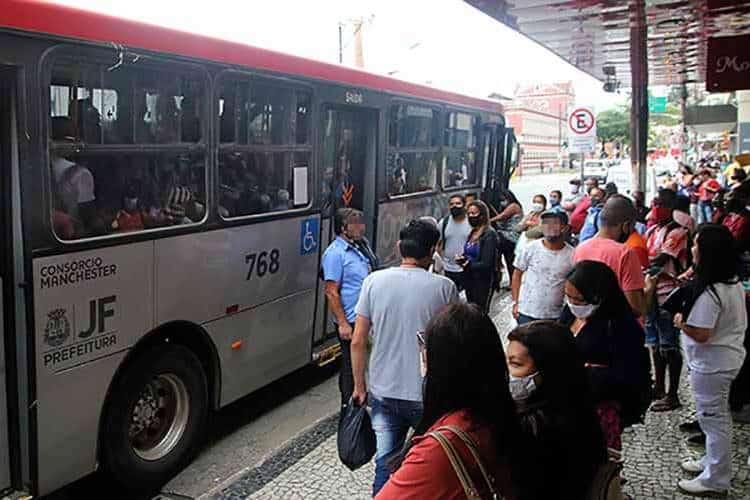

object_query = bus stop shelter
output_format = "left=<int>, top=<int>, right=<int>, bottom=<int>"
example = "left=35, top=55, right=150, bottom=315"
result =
left=465, top=0, right=750, bottom=187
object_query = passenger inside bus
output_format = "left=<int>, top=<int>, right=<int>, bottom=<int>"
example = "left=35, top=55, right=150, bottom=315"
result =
left=50, top=116, right=103, bottom=239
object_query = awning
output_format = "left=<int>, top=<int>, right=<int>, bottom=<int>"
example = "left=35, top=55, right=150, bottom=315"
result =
left=465, top=1, right=750, bottom=89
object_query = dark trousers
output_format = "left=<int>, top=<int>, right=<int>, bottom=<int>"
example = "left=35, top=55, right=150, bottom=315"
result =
left=338, top=337, right=353, bottom=406
left=497, top=233, right=516, bottom=280
left=465, top=273, right=495, bottom=314
left=444, top=270, right=466, bottom=292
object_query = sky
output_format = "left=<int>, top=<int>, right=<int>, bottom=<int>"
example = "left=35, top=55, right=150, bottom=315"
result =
left=58, top=0, right=627, bottom=112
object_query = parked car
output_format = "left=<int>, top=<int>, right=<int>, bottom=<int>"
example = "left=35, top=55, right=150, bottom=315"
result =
left=583, top=159, right=609, bottom=181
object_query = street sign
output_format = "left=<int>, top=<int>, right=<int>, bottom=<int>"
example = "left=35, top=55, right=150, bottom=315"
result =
left=648, top=95, right=667, bottom=113
left=567, top=107, right=597, bottom=154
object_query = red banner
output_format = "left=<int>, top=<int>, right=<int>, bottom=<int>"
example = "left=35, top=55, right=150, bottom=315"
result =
left=706, top=35, right=750, bottom=92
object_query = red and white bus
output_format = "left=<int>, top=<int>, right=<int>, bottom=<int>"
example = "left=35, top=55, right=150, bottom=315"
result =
left=0, top=1, right=516, bottom=494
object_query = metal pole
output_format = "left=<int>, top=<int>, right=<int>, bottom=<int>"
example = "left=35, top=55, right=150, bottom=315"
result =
left=680, top=83, right=688, bottom=163
left=338, top=22, right=343, bottom=64
left=629, top=0, right=648, bottom=192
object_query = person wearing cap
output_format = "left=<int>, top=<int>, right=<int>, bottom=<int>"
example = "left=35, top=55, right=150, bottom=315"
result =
left=511, top=210, right=575, bottom=325
left=562, top=178, right=584, bottom=214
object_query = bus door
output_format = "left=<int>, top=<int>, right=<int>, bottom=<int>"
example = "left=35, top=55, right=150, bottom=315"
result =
left=314, top=106, right=378, bottom=345
left=0, top=67, right=21, bottom=492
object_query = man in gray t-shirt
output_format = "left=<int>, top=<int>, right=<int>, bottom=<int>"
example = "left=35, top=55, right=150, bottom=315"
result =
left=439, top=194, right=472, bottom=291
left=351, top=220, right=458, bottom=495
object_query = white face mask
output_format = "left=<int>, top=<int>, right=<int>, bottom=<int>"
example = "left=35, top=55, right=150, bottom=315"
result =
left=566, top=298, right=600, bottom=319
left=532, top=202, right=545, bottom=213
left=508, top=372, right=540, bottom=401
left=570, top=185, right=580, bottom=195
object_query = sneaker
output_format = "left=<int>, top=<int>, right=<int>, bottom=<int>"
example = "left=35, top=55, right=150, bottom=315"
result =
left=677, top=478, right=727, bottom=497
left=679, top=420, right=702, bottom=433
left=681, top=459, right=704, bottom=474
left=687, top=433, right=706, bottom=447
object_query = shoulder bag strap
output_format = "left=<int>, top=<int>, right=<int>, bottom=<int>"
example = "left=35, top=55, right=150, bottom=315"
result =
left=427, top=430, right=481, bottom=499
left=438, top=425, right=499, bottom=499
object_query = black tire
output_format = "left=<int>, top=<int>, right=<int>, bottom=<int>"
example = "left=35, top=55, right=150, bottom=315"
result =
left=100, top=344, right=208, bottom=489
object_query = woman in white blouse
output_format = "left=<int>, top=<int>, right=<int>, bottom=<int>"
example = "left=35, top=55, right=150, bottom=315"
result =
left=674, top=224, right=747, bottom=497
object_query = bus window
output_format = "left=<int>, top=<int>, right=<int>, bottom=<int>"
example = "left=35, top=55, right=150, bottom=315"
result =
left=137, top=72, right=203, bottom=144
left=218, top=151, right=309, bottom=218
left=386, top=104, right=439, bottom=196
left=443, top=150, right=476, bottom=188
left=387, top=152, right=439, bottom=195
left=217, top=75, right=312, bottom=217
left=388, top=104, right=437, bottom=148
left=48, top=59, right=207, bottom=240
left=442, top=111, right=479, bottom=188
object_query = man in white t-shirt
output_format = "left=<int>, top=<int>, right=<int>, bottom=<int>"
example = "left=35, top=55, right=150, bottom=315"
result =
left=438, top=194, right=472, bottom=291
left=51, top=156, right=97, bottom=235
left=351, top=219, right=458, bottom=496
left=511, top=210, right=574, bottom=324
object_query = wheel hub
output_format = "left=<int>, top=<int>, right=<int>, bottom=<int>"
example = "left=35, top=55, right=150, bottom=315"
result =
left=128, top=373, right=190, bottom=461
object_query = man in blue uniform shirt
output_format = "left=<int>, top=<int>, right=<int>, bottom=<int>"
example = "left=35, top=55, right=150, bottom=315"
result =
left=322, top=208, right=372, bottom=404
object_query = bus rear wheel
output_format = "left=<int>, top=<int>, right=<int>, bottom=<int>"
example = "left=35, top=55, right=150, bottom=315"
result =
left=100, top=344, right=208, bottom=489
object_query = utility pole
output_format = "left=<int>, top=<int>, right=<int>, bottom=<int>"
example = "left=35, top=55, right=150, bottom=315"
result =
left=353, top=18, right=364, bottom=69
left=338, top=22, right=343, bottom=64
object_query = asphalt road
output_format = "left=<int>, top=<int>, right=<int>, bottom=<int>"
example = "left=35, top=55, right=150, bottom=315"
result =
left=43, top=171, right=574, bottom=500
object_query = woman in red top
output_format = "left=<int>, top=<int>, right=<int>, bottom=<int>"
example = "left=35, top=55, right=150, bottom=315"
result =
left=377, top=303, right=519, bottom=499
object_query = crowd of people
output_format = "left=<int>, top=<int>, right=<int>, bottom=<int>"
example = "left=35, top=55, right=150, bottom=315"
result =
left=322, top=154, right=750, bottom=498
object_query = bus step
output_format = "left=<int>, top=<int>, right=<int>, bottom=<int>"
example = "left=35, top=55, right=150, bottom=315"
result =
left=313, top=342, right=341, bottom=367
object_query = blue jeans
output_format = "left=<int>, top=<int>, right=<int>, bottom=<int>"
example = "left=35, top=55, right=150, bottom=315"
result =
left=370, top=395, right=423, bottom=496
left=517, top=313, right=542, bottom=325
left=645, top=307, right=680, bottom=353
left=698, top=200, right=714, bottom=224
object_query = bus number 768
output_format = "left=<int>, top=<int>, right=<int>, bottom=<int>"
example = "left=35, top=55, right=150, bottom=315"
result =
left=245, top=249, right=281, bottom=280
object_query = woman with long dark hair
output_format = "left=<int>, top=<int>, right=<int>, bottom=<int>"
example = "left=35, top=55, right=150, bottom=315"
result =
left=507, top=321, right=608, bottom=499
left=673, top=225, right=746, bottom=497
left=377, top=303, right=519, bottom=499
left=490, top=188, right=523, bottom=284
left=457, top=200, right=499, bottom=313
left=560, top=260, right=651, bottom=461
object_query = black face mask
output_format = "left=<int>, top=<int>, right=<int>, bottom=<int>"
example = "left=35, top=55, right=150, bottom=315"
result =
left=468, top=216, right=482, bottom=227
left=450, top=206, right=465, bottom=217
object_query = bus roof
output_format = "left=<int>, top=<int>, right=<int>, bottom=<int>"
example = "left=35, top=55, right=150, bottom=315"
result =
left=2, top=0, right=504, bottom=114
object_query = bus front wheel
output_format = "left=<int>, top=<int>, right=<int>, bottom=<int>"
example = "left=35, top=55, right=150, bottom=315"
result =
left=100, top=344, right=208, bottom=489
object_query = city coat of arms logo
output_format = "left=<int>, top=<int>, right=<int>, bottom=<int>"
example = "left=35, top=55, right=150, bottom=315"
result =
left=44, top=308, right=70, bottom=347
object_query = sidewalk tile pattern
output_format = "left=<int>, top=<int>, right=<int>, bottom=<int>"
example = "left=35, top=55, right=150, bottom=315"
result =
left=215, top=293, right=750, bottom=499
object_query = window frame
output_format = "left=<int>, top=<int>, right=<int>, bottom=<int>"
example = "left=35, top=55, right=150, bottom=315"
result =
left=42, top=47, right=211, bottom=245
left=215, top=70, right=314, bottom=221
left=441, top=109, right=481, bottom=192
left=385, top=100, right=441, bottom=200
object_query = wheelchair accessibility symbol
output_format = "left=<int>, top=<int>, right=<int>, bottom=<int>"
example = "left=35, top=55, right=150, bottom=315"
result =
left=300, top=218, right=319, bottom=255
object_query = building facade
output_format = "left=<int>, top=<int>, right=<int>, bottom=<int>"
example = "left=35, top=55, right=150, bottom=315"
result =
left=503, top=82, right=575, bottom=172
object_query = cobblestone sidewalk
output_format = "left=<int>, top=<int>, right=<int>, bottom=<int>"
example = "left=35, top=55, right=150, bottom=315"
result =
left=211, top=293, right=750, bottom=499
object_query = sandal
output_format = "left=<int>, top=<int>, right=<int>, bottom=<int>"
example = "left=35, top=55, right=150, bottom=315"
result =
left=650, top=396, right=681, bottom=412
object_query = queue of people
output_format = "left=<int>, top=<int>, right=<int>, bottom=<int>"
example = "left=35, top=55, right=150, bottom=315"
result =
left=322, top=159, right=749, bottom=497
